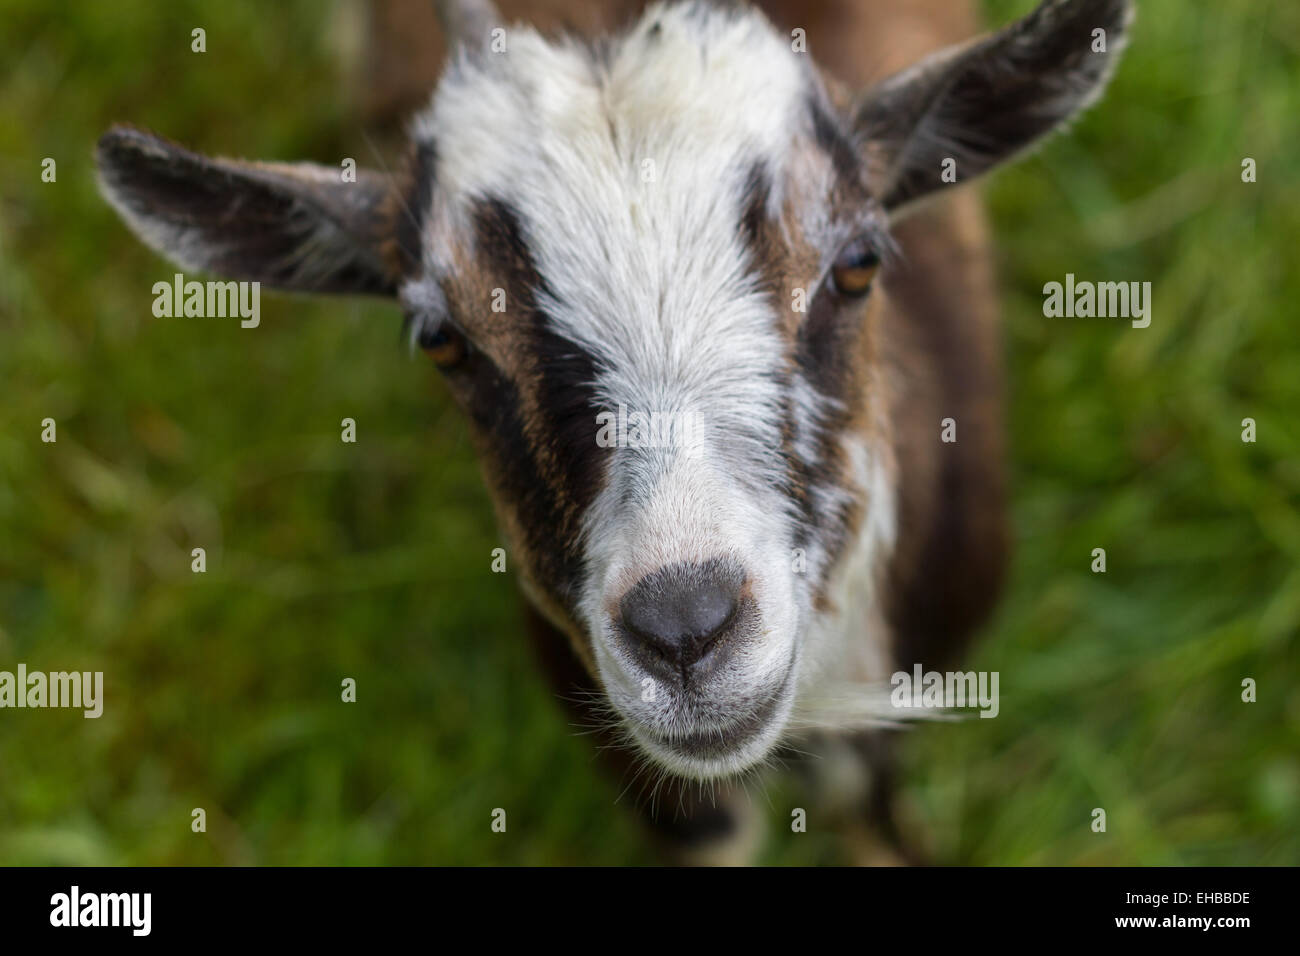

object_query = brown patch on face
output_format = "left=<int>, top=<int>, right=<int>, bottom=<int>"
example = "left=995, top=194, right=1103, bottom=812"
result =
left=419, top=197, right=612, bottom=670
left=740, top=99, right=891, bottom=615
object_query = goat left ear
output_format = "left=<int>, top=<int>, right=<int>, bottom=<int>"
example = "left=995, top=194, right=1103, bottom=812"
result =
left=853, top=0, right=1133, bottom=213
left=95, top=125, right=405, bottom=296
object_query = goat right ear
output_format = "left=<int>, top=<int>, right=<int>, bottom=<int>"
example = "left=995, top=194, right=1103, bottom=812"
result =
left=95, top=126, right=408, bottom=296
left=853, top=0, right=1133, bottom=214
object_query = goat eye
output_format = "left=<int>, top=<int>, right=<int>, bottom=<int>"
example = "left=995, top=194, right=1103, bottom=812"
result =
left=417, top=321, right=467, bottom=368
left=830, top=240, right=880, bottom=297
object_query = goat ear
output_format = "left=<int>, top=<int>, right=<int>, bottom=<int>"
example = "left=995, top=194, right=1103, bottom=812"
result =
left=853, top=0, right=1133, bottom=213
left=95, top=126, right=406, bottom=296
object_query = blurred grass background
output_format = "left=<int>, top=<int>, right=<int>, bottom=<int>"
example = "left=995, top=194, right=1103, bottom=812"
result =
left=0, top=0, right=1296, bottom=865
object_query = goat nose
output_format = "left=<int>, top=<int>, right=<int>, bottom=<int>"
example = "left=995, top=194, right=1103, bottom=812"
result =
left=619, top=561, right=742, bottom=676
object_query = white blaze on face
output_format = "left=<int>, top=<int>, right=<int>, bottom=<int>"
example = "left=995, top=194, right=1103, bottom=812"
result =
left=415, top=3, right=876, bottom=775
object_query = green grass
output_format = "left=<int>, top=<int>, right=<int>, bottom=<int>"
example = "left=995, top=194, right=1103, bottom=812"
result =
left=1, top=0, right=1297, bottom=864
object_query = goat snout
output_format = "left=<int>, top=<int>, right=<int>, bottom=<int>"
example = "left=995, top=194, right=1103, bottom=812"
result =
left=617, top=560, right=749, bottom=682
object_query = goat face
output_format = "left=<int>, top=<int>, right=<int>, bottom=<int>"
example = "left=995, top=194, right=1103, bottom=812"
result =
left=96, top=0, right=1131, bottom=780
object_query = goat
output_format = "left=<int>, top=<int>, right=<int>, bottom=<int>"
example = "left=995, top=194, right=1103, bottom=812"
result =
left=95, top=0, right=1132, bottom=864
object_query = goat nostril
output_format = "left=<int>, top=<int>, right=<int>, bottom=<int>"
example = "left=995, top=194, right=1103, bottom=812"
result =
left=619, top=560, right=744, bottom=672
